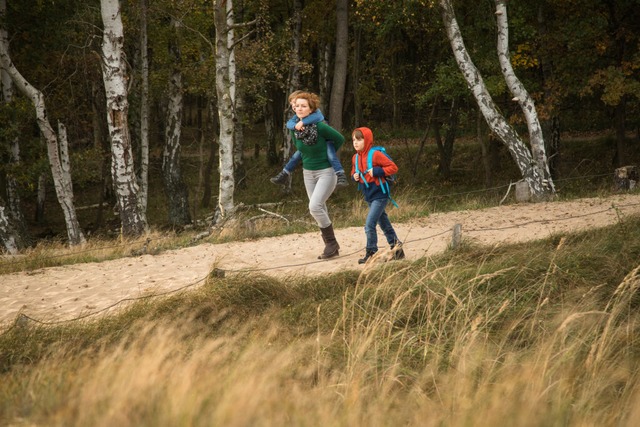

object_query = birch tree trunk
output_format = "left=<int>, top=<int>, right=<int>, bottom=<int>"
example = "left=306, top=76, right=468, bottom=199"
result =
left=495, top=0, right=554, bottom=192
left=328, top=0, right=348, bottom=130
left=163, top=18, right=191, bottom=226
left=439, top=0, right=554, bottom=201
left=0, top=7, right=85, bottom=245
left=0, top=8, right=27, bottom=248
left=139, top=0, right=150, bottom=212
left=0, top=204, right=18, bottom=254
left=0, top=11, right=22, bottom=254
left=213, top=0, right=236, bottom=223
left=100, top=0, right=147, bottom=235
left=228, top=0, right=245, bottom=186
left=1, top=74, right=22, bottom=223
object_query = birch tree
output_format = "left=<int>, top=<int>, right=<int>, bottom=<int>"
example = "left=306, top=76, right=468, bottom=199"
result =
left=228, top=0, right=245, bottom=185
left=163, top=17, right=191, bottom=226
left=0, top=0, right=85, bottom=245
left=139, top=0, right=150, bottom=212
left=0, top=203, right=18, bottom=254
left=100, top=0, right=148, bottom=235
left=495, top=0, right=554, bottom=192
left=213, top=0, right=236, bottom=223
left=439, top=0, right=554, bottom=200
left=0, top=0, right=27, bottom=248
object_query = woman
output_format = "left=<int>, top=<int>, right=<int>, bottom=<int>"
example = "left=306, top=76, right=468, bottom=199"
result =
left=290, top=91, right=345, bottom=259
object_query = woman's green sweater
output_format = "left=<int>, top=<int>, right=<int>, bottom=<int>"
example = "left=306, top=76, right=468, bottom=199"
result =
left=291, top=122, right=345, bottom=171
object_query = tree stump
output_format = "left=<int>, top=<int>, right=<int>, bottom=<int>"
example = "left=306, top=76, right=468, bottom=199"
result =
left=614, top=165, right=638, bottom=191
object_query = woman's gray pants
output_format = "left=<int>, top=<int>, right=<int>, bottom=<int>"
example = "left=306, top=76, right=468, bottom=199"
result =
left=303, top=167, right=337, bottom=228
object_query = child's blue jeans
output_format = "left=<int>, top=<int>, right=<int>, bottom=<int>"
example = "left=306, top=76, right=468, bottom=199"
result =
left=284, top=142, right=344, bottom=174
left=365, top=198, right=400, bottom=252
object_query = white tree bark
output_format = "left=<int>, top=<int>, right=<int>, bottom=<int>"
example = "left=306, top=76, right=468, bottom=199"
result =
left=100, top=0, right=148, bottom=235
left=163, top=18, right=191, bottom=226
left=0, top=2, right=20, bottom=255
left=0, top=205, right=18, bottom=254
left=139, top=0, right=150, bottom=212
left=227, top=0, right=236, bottom=106
left=495, top=0, right=554, bottom=192
left=0, top=2, right=85, bottom=245
left=439, top=0, right=554, bottom=200
left=1, top=9, right=25, bottom=240
left=213, top=0, right=236, bottom=222
left=228, top=0, right=244, bottom=178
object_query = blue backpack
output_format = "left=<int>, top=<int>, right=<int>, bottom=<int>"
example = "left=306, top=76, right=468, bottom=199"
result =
left=354, top=146, right=399, bottom=208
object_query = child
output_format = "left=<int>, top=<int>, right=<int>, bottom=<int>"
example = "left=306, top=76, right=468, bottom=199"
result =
left=351, top=127, right=405, bottom=264
left=270, top=91, right=348, bottom=187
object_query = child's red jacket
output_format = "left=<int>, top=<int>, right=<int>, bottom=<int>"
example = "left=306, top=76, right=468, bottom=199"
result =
left=350, top=127, right=398, bottom=203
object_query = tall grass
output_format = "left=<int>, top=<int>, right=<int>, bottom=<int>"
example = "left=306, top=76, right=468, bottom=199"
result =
left=1, top=216, right=639, bottom=426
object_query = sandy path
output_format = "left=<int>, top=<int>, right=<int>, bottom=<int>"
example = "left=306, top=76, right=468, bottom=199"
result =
left=2, top=193, right=640, bottom=328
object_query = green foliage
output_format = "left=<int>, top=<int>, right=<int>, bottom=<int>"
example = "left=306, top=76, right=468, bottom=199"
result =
left=2, top=0, right=640, bottom=244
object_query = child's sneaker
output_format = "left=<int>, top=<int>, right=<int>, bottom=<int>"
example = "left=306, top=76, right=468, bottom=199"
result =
left=391, top=243, right=405, bottom=260
left=336, top=172, right=349, bottom=187
left=393, top=248, right=405, bottom=260
left=270, top=170, right=289, bottom=185
left=358, top=250, right=377, bottom=264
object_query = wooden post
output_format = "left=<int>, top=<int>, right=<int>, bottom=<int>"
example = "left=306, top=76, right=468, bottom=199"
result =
left=452, top=223, right=462, bottom=249
left=614, top=165, right=638, bottom=191
left=515, top=181, right=531, bottom=202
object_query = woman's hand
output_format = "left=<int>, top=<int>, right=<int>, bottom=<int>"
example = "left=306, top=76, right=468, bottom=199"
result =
left=353, top=173, right=360, bottom=182
left=294, top=121, right=305, bottom=130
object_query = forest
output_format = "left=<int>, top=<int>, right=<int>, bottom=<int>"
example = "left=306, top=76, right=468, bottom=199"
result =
left=1, top=0, right=639, bottom=252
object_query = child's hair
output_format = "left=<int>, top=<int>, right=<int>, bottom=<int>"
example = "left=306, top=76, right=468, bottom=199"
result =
left=352, top=129, right=364, bottom=139
left=288, top=90, right=304, bottom=104
left=295, top=91, right=321, bottom=112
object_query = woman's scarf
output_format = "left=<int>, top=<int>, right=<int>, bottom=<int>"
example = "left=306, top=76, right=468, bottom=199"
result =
left=295, top=123, right=318, bottom=146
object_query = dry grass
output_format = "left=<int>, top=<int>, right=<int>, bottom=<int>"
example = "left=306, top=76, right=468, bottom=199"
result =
left=2, top=217, right=640, bottom=426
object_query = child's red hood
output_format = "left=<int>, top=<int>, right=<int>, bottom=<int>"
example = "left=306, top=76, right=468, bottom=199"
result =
left=355, top=127, right=374, bottom=153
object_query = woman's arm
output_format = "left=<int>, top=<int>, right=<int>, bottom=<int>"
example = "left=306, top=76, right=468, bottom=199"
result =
left=317, top=122, right=345, bottom=150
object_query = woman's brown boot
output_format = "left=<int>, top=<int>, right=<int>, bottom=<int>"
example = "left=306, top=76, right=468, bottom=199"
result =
left=318, top=224, right=340, bottom=259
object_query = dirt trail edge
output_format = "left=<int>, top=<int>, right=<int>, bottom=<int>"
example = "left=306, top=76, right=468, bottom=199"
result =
left=2, top=193, right=640, bottom=328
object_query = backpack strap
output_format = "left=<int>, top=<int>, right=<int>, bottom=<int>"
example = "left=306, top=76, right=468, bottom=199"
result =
left=354, top=153, right=369, bottom=189
left=367, top=148, right=381, bottom=188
